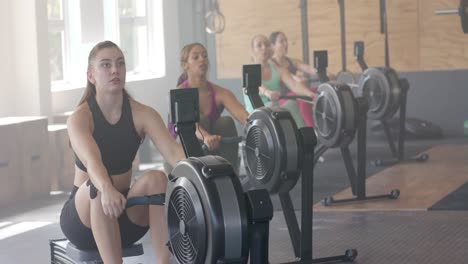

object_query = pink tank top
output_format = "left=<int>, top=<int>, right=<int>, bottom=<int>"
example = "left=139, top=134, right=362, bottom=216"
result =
left=182, top=80, right=221, bottom=121
left=168, top=81, right=222, bottom=138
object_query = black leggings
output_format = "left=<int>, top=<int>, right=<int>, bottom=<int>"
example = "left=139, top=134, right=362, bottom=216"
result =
left=60, top=186, right=149, bottom=250
left=199, top=116, right=240, bottom=172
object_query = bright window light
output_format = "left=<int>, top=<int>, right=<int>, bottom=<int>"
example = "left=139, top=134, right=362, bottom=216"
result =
left=47, top=0, right=166, bottom=91
left=0, top=222, right=51, bottom=240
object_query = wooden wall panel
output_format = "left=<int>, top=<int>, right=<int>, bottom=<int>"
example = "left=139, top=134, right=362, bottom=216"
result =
left=419, top=0, right=468, bottom=70
left=216, top=0, right=467, bottom=79
left=215, top=0, right=301, bottom=78
left=308, top=0, right=420, bottom=73
left=307, top=0, right=341, bottom=74
left=345, top=0, right=420, bottom=72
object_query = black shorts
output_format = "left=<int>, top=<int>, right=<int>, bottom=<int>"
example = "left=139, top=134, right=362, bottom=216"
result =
left=60, top=186, right=149, bottom=250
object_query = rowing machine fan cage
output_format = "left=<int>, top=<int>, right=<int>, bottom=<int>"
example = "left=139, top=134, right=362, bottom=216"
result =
left=357, top=67, right=401, bottom=121
left=166, top=156, right=248, bottom=264
left=242, top=107, right=301, bottom=194
left=313, top=81, right=358, bottom=148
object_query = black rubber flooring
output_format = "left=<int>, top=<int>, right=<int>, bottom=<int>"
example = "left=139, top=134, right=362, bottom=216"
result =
left=430, top=180, right=468, bottom=210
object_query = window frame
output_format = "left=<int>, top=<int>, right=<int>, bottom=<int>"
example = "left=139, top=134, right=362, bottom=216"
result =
left=48, top=0, right=165, bottom=91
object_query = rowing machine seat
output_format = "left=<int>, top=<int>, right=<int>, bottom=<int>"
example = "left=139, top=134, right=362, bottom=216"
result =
left=50, top=238, right=143, bottom=264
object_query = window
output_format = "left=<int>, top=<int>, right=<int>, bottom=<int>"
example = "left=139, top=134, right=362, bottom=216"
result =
left=119, top=0, right=148, bottom=73
left=47, top=0, right=65, bottom=82
left=47, top=0, right=165, bottom=91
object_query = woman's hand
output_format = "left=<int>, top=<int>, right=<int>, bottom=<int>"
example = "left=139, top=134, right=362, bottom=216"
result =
left=305, top=89, right=316, bottom=99
left=264, top=89, right=281, bottom=101
left=101, top=184, right=127, bottom=219
left=203, top=134, right=221, bottom=151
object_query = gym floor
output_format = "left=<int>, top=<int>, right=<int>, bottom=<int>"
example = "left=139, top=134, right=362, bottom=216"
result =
left=1, top=134, right=468, bottom=263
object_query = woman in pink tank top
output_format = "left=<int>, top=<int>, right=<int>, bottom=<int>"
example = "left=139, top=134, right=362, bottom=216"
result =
left=169, top=43, right=248, bottom=173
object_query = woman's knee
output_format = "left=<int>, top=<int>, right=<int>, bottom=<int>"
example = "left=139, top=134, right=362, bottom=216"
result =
left=282, top=100, right=305, bottom=128
left=73, top=182, right=96, bottom=227
left=213, top=116, right=237, bottom=136
left=163, top=162, right=173, bottom=176
left=217, top=116, right=235, bottom=127
left=134, top=170, right=168, bottom=195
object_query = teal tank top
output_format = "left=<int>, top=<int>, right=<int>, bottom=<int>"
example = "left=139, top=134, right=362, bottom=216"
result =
left=243, top=63, right=281, bottom=113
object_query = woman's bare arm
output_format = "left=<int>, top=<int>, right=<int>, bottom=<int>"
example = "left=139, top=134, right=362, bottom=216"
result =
left=292, top=57, right=335, bottom=80
left=292, top=58, right=318, bottom=77
left=67, top=108, right=113, bottom=192
left=139, top=104, right=186, bottom=168
left=216, top=85, right=249, bottom=125
left=276, top=65, right=315, bottom=98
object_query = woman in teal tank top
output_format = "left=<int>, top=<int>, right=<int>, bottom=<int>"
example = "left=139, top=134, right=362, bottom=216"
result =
left=244, top=34, right=316, bottom=128
left=244, top=62, right=280, bottom=113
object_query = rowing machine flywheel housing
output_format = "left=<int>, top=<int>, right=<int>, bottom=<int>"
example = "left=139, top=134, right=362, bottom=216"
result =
left=166, top=156, right=248, bottom=264
left=357, top=67, right=401, bottom=121
left=313, top=81, right=358, bottom=148
left=242, top=107, right=301, bottom=194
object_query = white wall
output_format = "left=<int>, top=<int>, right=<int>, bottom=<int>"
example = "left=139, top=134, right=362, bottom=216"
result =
left=51, top=0, right=181, bottom=123
left=0, top=0, right=51, bottom=117
left=9, top=0, right=50, bottom=116
left=36, top=0, right=52, bottom=116
left=0, top=0, right=15, bottom=116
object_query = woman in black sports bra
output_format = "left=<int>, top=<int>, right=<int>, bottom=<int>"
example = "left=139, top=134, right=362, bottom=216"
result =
left=60, top=40, right=185, bottom=264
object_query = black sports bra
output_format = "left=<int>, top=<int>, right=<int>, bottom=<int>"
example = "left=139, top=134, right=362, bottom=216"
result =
left=74, top=93, right=141, bottom=175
